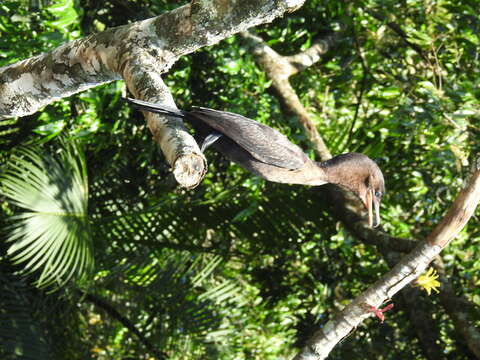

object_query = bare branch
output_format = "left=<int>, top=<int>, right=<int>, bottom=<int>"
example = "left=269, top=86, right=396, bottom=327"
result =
left=322, top=148, right=480, bottom=360
left=0, top=0, right=305, bottom=188
left=286, top=33, right=341, bottom=75
left=338, top=196, right=446, bottom=359
left=295, top=168, right=480, bottom=360
left=240, top=31, right=332, bottom=161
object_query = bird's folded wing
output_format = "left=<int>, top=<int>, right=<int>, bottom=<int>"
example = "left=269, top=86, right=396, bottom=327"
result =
left=190, top=107, right=307, bottom=170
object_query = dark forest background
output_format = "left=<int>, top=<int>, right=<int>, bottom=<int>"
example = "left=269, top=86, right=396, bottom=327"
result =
left=0, top=0, right=479, bottom=359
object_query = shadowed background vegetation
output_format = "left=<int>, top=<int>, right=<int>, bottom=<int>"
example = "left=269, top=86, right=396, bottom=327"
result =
left=0, top=0, right=479, bottom=359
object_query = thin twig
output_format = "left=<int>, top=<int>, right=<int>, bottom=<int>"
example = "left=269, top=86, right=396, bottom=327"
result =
left=348, top=19, right=369, bottom=146
left=82, top=291, right=166, bottom=359
left=242, top=27, right=480, bottom=359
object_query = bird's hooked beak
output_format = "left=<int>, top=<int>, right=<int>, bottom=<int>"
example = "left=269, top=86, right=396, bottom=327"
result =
left=361, top=189, right=381, bottom=228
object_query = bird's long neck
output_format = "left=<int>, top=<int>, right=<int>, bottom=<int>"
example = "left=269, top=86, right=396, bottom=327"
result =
left=317, top=155, right=361, bottom=192
left=227, top=156, right=328, bottom=186
left=292, top=159, right=330, bottom=186
left=318, top=160, right=337, bottom=184
left=262, top=159, right=329, bottom=186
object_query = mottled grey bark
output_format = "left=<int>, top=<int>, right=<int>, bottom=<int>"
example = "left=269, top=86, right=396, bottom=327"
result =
left=0, top=0, right=305, bottom=187
left=240, top=30, right=480, bottom=359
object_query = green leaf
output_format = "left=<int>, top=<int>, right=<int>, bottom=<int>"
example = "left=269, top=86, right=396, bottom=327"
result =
left=45, top=0, right=79, bottom=32
left=232, top=202, right=259, bottom=223
left=379, top=87, right=401, bottom=99
left=1, top=141, right=93, bottom=289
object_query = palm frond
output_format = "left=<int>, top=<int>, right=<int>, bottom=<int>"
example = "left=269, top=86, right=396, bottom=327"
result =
left=1, top=142, right=93, bottom=289
left=91, top=249, right=243, bottom=355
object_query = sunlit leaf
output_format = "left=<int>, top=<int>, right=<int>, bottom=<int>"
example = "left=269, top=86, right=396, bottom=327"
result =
left=1, top=141, right=93, bottom=289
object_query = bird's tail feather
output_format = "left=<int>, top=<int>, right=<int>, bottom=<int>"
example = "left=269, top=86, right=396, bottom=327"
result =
left=124, top=97, right=185, bottom=118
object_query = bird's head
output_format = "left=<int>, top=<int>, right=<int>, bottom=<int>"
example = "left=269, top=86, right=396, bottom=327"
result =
left=323, top=153, right=385, bottom=227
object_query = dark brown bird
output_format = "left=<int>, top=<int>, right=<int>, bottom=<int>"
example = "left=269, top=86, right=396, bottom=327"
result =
left=125, top=98, right=385, bottom=227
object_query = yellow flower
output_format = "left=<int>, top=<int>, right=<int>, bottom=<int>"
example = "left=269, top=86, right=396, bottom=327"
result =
left=416, top=267, right=441, bottom=295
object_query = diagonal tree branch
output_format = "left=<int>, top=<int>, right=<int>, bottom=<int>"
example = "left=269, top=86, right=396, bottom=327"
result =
left=241, top=29, right=480, bottom=359
left=294, top=167, right=480, bottom=359
left=0, top=0, right=305, bottom=188
left=327, top=187, right=448, bottom=360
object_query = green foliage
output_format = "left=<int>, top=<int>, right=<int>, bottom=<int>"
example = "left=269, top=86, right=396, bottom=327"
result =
left=0, top=0, right=81, bottom=66
left=0, top=274, right=51, bottom=360
left=44, top=0, right=81, bottom=35
left=83, top=251, right=245, bottom=359
left=2, top=141, right=93, bottom=289
left=1, top=0, right=479, bottom=359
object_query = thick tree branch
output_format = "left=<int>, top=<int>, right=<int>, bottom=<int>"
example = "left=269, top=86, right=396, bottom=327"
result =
left=0, top=0, right=305, bottom=188
left=378, top=244, right=446, bottom=360
left=326, top=185, right=480, bottom=358
left=242, top=29, right=480, bottom=359
left=294, top=167, right=480, bottom=359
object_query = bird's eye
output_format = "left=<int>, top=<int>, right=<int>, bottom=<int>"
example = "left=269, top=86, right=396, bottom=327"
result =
left=375, top=191, right=381, bottom=198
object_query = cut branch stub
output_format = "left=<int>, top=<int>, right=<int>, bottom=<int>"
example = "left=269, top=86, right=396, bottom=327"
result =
left=124, top=66, right=207, bottom=188
left=173, top=153, right=207, bottom=189
left=1, top=0, right=305, bottom=188
left=144, top=110, right=207, bottom=188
